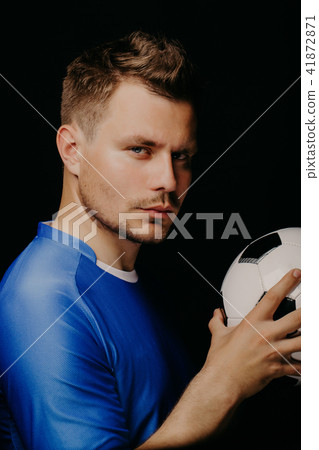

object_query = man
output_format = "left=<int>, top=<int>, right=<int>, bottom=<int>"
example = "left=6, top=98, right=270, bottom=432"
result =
left=0, top=31, right=301, bottom=449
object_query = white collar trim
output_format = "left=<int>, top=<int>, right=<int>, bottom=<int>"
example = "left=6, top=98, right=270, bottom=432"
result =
left=96, top=259, right=138, bottom=283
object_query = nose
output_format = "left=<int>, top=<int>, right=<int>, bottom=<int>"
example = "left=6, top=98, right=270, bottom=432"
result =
left=149, top=153, right=177, bottom=193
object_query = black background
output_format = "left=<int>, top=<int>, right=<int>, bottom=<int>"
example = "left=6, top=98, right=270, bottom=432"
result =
left=1, top=1, right=301, bottom=449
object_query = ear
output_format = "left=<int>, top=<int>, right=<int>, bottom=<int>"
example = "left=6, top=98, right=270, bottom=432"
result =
left=56, top=125, right=82, bottom=176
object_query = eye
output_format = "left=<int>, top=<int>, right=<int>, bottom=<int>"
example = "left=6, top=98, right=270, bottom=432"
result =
left=129, top=147, right=149, bottom=155
left=172, top=152, right=188, bottom=161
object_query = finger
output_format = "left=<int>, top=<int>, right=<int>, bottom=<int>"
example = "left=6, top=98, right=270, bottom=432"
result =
left=254, top=268, right=301, bottom=318
left=274, top=308, right=301, bottom=338
left=277, top=335, right=301, bottom=356
left=208, top=308, right=226, bottom=334
left=280, top=360, right=301, bottom=378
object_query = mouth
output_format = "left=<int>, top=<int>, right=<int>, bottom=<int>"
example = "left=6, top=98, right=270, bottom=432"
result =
left=139, top=205, right=174, bottom=218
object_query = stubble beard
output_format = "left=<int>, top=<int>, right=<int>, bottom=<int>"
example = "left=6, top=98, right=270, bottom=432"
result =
left=79, top=182, right=177, bottom=245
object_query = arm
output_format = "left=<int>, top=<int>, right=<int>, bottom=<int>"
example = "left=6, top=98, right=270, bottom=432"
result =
left=0, top=294, right=130, bottom=449
left=137, top=269, right=301, bottom=449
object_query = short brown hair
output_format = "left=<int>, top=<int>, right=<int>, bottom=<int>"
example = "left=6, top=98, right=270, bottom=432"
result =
left=61, top=31, right=200, bottom=140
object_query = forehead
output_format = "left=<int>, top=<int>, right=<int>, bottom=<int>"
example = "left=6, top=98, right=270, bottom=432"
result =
left=98, top=81, right=197, bottom=147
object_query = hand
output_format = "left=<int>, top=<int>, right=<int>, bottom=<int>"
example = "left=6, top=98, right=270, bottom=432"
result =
left=203, top=268, right=301, bottom=401
left=137, top=269, right=301, bottom=449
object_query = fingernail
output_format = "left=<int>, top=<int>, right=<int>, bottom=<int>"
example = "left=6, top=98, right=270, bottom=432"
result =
left=293, top=269, right=301, bottom=278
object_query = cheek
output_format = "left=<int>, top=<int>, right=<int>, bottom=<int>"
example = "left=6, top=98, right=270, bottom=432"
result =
left=176, top=169, right=192, bottom=190
left=92, top=152, right=144, bottom=196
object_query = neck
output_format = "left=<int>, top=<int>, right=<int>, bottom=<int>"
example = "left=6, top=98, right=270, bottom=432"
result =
left=52, top=176, right=140, bottom=272
left=87, top=221, right=141, bottom=272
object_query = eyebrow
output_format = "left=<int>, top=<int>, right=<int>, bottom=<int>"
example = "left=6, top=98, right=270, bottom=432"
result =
left=119, top=134, right=198, bottom=154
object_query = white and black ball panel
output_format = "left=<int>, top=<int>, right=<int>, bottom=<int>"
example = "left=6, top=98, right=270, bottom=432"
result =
left=258, top=243, right=301, bottom=297
left=277, top=227, right=301, bottom=245
left=292, top=351, right=301, bottom=362
left=226, top=317, right=243, bottom=327
left=272, top=295, right=296, bottom=320
left=221, top=253, right=242, bottom=279
left=238, top=231, right=282, bottom=264
left=221, top=263, right=263, bottom=320
left=220, top=227, right=301, bottom=375
left=221, top=227, right=301, bottom=311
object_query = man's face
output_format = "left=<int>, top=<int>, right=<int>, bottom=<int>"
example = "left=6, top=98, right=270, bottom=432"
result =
left=78, top=80, right=197, bottom=244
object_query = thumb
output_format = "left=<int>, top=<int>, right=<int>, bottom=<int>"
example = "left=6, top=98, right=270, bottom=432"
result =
left=208, top=308, right=227, bottom=334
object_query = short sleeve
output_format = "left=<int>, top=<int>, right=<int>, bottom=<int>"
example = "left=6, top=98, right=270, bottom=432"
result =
left=0, top=284, right=131, bottom=449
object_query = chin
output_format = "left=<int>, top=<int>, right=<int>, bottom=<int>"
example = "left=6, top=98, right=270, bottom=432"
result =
left=124, top=225, right=172, bottom=244
left=97, top=215, right=172, bottom=244
left=124, top=232, right=167, bottom=245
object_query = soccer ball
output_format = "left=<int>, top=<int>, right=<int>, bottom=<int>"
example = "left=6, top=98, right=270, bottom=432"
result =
left=220, top=227, right=301, bottom=368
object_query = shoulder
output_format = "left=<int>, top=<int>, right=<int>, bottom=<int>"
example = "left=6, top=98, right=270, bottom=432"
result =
left=0, top=235, right=107, bottom=379
left=0, top=234, right=82, bottom=312
left=0, top=233, right=105, bottom=354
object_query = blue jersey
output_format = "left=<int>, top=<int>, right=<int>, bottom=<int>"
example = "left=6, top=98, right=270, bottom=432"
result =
left=0, top=222, right=192, bottom=449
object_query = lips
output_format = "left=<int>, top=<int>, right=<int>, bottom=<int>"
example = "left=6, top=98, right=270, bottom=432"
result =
left=141, top=206, right=174, bottom=213
left=138, top=206, right=175, bottom=219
